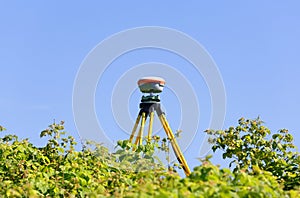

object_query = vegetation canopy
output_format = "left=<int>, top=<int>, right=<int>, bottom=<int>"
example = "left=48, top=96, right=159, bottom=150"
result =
left=0, top=118, right=299, bottom=197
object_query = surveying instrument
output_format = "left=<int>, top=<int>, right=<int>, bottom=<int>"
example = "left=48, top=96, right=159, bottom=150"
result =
left=129, top=76, right=191, bottom=176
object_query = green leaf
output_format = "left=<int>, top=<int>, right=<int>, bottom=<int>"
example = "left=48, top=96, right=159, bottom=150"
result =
left=0, top=125, right=6, bottom=132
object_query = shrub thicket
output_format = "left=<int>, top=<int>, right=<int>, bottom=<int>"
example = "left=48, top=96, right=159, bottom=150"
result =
left=0, top=118, right=299, bottom=197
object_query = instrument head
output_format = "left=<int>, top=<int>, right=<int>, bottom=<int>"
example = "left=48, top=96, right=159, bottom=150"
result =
left=137, top=76, right=165, bottom=93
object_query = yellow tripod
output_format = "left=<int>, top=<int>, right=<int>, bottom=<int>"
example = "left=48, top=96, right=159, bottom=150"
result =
left=129, top=99, right=191, bottom=176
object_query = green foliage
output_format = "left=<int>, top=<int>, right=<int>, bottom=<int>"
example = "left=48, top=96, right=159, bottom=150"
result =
left=186, top=156, right=287, bottom=197
left=0, top=122, right=170, bottom=197
left=0, top=119, right=299, bottom=197
left=206, top=117, right=300, bottom=190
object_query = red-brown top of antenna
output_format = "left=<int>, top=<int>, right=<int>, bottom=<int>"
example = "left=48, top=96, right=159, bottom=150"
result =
left=137, top=76, right=165, bottom=86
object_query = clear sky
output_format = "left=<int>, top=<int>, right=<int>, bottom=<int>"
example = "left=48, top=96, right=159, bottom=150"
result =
left=1, top=1, right=300, bottom=173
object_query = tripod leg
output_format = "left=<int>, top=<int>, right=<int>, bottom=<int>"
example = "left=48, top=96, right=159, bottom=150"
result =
left=147, top=111, right=155, bottom=142
left=158, top=114, right=191, bottom=176
left=134, top=112, right=146, bottom=146
left=129, top=114, right=141, bottom=143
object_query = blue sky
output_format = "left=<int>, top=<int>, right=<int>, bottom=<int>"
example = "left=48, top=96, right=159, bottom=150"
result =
left=1, top=1, right=300, bottom=172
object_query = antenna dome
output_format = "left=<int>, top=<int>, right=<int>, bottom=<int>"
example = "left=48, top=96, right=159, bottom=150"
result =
left=137, top=76, right=165, bottom=93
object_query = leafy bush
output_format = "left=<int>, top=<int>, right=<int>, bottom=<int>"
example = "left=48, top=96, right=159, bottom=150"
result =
left=0, top=120, right=299, bottom=197
left=205, top=117, right=300, bottom=190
